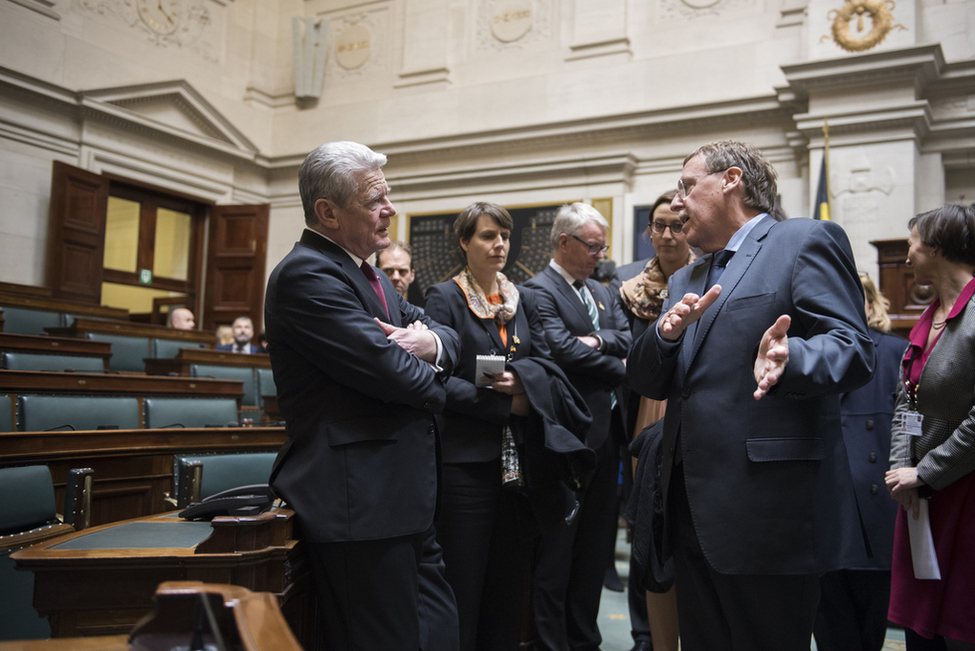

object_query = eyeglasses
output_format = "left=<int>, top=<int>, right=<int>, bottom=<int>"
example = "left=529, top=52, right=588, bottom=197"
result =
left=676, top=167, right=730, bottom=199
left=651, top=221, right=684, bottom=234
left=571, top=234, right=609, bottom=256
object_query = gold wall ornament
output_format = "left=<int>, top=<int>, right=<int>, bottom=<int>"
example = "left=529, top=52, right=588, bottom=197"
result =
left=828, top=0, right=907, bottom=52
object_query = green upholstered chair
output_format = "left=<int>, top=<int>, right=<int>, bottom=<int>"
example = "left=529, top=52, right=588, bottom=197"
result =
left=190, top=364, right=257, bottom=407
left=86, top=333, right=151, bottom=372
left=151, top=339, right=206, bottom=359
left=0, top=306, right=61, bottom=336
left=1, top=351, right=105, bottom=373
left=256, top=368, right=277, bottom=409
left=17, top=395, right=142, bottom=431
left=0, top=465, right=92, bottom=641
left=142, top=397, right=239, bottom=430
left=0, top=396, right=13, bottom=433
left=173, top=453, right=277, bottom=508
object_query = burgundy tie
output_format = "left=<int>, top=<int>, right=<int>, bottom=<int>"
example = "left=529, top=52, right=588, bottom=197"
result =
left=360, top=261, right=389, bottom=318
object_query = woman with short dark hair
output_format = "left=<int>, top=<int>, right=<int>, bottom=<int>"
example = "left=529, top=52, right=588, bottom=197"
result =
left=886, top=204, right=975, bottom=650
left=424, top=201, right=548, bottom=651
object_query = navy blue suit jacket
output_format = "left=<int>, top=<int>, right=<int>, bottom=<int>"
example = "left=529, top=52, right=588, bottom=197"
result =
left=264, top=230, right=461, bottom=543
left=215, top=343, right=262, bottom=354
left=524, top=265, right=630, bottom=449
left=628, top=216, right=875, bottom=574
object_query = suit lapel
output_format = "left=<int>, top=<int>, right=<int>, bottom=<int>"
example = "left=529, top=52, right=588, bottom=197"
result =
left=684, top=217, right=773, bottom=369
left=680, top=257, right=711, bottom=369
left=585, top=279, right=608, bottom=329
left=299, top=230, right=391, bottom=321
left=543, top=267, right=593, bottom=333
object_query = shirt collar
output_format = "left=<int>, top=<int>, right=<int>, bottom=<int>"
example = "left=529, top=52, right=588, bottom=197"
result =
left=303, top=228, right=365, bottom=267
left=548, top=259, right=581, bottom=288
left=723, top=213, right=767, bottom=253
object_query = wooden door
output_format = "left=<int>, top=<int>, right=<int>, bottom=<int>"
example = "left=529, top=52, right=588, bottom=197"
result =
left=204, top=204, right=270, bottom=332
left=45, top=162, right=110, bottom=303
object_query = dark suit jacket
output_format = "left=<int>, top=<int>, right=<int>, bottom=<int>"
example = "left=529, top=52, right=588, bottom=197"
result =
left=839, top=328, right=906, bottom=570
left=524, top=265, right=631, bottom=449
left=424, top=281, right=551, bottom=464
left=215, top=343, right=262, bottom=354
left=264, top=230, right=461, bottom=543
left=628, top=216, right=875, bottom=575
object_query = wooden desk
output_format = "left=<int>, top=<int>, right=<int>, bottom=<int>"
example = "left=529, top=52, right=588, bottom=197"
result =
left=0, top=582, right=303, bottom=651
left=0, top=370, right=242, bottom=400
left=0, top=427, right=286, bottom=526
left=144, top=347, right=271, bottom=376
left=0, top=333, right=113, bottom=372
left=11, top=510, right=320, bottom=648
left=46, top=318, right=214, bottom=347
left=0, top=293, right=128, bottom=322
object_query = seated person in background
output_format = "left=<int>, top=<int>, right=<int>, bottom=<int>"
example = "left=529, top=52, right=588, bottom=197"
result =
left=378, top=240, right=422, bottom=307
left=257, top=331, right=268, bottom=352
left=168, top=307, right=196, bottom=330
left=217, top=316, right=260, bottom=354
left=215, top=325, right=234, bottom=348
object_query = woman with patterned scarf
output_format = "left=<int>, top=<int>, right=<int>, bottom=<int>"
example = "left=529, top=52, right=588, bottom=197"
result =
left=617, top=189, right=695, bottom=651
left=424, top=201, right=553, bottom=651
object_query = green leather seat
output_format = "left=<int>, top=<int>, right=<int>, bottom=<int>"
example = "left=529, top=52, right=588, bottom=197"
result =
left=1, top=351, right=104, bottom=373
left=0, top=397, right=13, bottom=433
left=17, top=395, right=141, bottom=431
left=0, top=465, right=59, bottom=640
left=256, top=368, right=277, bottom=409
left=86, top=334, right=151, bottom=372
left=174, top=452, right=277, bottom=506
left=191, top=364, right=257, bottom=407
left=142, top=397, right=239, bottom=429
left=152, top=339, right=206, bottom=359
left=0, top=306, right=61, bottom=336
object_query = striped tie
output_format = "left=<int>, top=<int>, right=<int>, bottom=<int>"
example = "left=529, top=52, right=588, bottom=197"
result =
left=573, top=280, right=599, bottom=330
left=574, top=281, right=616, bottom=410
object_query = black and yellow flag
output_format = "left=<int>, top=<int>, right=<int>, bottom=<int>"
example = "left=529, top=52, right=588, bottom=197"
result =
left=813, top=156, right=831, bottom=221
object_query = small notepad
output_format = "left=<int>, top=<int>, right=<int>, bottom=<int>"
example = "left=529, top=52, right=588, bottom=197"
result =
left=475, top=354, right=506, bottom=387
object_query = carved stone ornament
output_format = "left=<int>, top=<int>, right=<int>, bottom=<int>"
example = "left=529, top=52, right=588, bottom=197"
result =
left=335, top=22, right=371, bottom=70
left=827, top=0, right=907, bottom=52
left=490, top=0, right=533, bottom=42
left=79, top=0, right=217, bottom=61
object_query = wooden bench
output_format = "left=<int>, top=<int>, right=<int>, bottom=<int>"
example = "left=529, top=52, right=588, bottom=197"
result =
left=0, top=426, right=286, bottom=526
left=0, top=329, right=113, bottom=372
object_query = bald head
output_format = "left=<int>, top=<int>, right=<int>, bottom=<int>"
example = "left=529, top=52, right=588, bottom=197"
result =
left=169, top=308, right=195, bottom=330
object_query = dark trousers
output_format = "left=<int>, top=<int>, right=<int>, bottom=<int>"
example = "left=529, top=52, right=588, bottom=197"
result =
left=306, top=525, right=459, bottom=651
left=628, top=547, right=652, bottom=643
left=533, top=434, right=621, bottom=651
left=814, top=569, right=891, bottom=651
left=436, top=460, right=533, bottom=651
left=670, top=465, right=820, bottom=651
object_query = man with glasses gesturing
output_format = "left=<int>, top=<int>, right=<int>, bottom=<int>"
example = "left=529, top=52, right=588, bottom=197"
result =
left=627, top=141, right=875, bottom=650
left=525, top=202, right=631, bottom=651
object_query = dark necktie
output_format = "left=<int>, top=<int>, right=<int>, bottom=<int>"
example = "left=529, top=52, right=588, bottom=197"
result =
left=707, top=249, right=735, bottom=289
left=360, top=261, right=389, bottom=319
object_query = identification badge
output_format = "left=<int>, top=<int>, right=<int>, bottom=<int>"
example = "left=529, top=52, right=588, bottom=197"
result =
left=903, top=411, right=924, bottom=437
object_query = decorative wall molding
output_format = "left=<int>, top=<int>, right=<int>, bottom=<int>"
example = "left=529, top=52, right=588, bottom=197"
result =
left=476, top=0, right=552, bottom=51
left=78, top=0, right=221, bottom=63
left=6, top=0, right=59, bottom=19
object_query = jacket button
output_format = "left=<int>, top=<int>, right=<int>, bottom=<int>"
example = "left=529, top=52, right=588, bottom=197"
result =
left=865, top=419, right=875, bottom=430
left=870, top=484, right=879, bottom=495
left=868, top=453, right=877, bottom=463
left=681, top=388, right=691, bottom=399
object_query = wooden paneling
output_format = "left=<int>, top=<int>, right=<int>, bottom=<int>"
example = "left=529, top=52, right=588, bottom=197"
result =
left=871, top=238, right=933, bottom=338
left=204, top=204, right=269, bottom=332
left=46, top=162, right=110, bottom=304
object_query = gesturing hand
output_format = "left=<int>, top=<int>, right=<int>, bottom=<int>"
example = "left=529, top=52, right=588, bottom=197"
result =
left=657, top=285, right=722, bottom=341
left=753, top=314, right=790, bottom=400
left=375, top=318, right=437, bottom=363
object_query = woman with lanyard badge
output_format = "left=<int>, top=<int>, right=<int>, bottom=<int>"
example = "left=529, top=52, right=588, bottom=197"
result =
left=424, top=202, right=552, bottom=651
left=885, top=204, right=975, bottom=650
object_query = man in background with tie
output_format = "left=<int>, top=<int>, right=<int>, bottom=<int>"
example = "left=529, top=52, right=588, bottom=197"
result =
left=627, top=140, right=875, bottom=650
left=525, top=202, right=631, bottom=651
left=264, top=141, right=461, bottom=651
